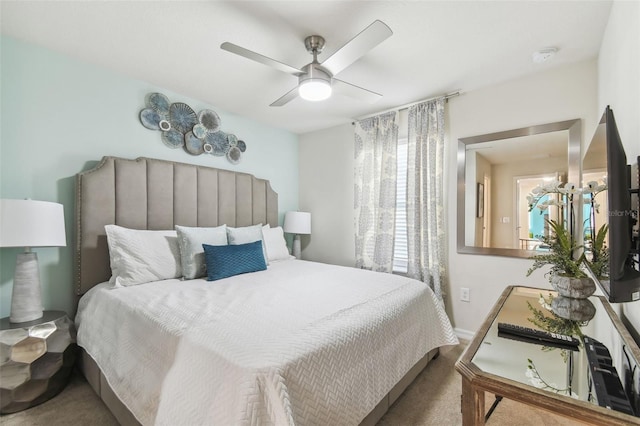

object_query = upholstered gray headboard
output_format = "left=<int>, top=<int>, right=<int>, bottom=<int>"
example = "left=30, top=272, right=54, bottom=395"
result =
left=75, top=156, right=278, bottom=295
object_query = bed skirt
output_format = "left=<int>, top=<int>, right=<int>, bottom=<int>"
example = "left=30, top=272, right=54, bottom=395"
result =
left=78, top=347, right=439, bottom=426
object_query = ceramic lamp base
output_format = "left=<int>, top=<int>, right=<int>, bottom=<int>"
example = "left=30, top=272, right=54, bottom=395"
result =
left=292, top=234, right=301, bottom=259
left=10, top=252, right=43, bottom=323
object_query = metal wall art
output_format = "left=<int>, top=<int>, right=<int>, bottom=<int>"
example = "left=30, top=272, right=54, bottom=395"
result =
left=139, top=93, right=247, bottom=164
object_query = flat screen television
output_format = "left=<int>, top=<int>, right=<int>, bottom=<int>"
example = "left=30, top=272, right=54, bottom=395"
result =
left=583, top=106, right=640, bottom=303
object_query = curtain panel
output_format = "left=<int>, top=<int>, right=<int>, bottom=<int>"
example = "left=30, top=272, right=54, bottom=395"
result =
left=354, top=112, right=399, bottom=272
left=407, top=98, right=446, bottom=301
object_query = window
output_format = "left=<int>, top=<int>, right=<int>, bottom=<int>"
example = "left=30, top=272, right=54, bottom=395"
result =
left=393, top=139, right=408, bottom=273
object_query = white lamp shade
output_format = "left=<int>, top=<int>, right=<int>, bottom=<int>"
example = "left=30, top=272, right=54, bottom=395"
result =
left=298, top=80, right=332, bottom=101
left=283, top=211, right=311, bottom=235
left=0, top=199, right=66, bottom=248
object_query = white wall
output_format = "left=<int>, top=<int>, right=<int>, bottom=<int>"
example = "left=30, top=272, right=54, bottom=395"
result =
left=597, top=0, right=640, bottom=340
left=300, top=59, right=598, bottom=335
left=299, top=123, right=355, bottom=266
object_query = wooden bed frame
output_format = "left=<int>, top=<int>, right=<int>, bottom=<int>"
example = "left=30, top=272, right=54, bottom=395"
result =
left=74, top=156, right=437, bottom=425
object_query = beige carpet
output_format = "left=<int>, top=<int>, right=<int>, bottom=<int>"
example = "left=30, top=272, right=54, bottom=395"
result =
left=377, top=343, right=586, bottom=425
left=2, top=342, right=587, bottom=425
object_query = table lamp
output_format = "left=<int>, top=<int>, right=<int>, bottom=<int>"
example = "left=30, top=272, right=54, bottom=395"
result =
left=0, top=199, right=66, bottom=323
left=283, top=211, right=311, bottom=259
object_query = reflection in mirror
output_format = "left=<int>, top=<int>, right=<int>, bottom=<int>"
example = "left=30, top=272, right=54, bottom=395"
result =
left=582, top=116, right=609, bottom=251
left=582, top=113, right=611, bottom=297
left=457, top=119, right=581, bottom=258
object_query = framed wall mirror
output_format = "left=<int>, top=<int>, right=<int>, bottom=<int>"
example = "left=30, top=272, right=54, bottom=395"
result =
left=457, top=119, right=581, bottom=258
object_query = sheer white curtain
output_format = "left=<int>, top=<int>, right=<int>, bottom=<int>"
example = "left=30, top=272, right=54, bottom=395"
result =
left=406, top=98, right=446, bottom=300
left=354, top=112, right=399, bottom=272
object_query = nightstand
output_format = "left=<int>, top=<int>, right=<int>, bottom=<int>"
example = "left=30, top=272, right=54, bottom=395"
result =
left=0, top=310, right=77, bottom=413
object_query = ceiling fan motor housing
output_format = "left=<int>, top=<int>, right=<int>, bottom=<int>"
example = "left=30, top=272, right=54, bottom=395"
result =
left=299, top=63, right=332, bottom=84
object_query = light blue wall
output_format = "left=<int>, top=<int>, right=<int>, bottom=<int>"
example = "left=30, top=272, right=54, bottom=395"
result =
left=0, top=36, right=299, bottom=318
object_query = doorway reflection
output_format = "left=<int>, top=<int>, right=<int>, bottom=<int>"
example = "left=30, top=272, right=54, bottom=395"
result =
left=516, top=174, right=560, bottom=250
left=457, top=119, right=581, bottom=258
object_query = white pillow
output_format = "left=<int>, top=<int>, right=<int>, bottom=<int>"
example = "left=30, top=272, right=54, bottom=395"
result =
left=262, top=226, right=293, bottom=262
left=104, top=225, right=181, bottom=287
left=226, top=223, right=263, bottom=244
left=175, top=225, right=227, bottom=279
left=226, top=224, right=267, bottom=263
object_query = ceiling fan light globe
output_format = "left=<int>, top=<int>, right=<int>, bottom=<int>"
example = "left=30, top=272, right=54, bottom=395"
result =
left=298, top=80, right=332, bottom=101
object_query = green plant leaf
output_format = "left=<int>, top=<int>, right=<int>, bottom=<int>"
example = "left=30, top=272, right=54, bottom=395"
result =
left=527, top=219, right=586, bottom=280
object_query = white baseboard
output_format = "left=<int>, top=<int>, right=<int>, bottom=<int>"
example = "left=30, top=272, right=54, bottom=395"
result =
left=454, top=328, right=475, bottom=342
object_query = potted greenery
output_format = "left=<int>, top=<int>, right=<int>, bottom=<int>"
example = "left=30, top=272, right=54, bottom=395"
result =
left=524, top=181, right=607, bottom=299
left=526, top=219, right=596, bottom=298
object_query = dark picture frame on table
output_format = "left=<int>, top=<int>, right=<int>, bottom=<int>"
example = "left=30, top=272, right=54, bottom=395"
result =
left=476, top=182, right=484, bottom=218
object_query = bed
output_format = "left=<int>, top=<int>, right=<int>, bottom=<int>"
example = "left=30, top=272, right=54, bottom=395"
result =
left=74, top=156, right=458, bottom=425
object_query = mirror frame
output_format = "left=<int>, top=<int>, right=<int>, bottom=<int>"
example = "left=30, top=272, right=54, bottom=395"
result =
left=457, top=119, right=581, bottom=258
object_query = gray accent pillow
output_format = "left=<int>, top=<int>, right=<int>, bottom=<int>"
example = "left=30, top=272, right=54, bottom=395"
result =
left=175, top=225, right=227, bottom=279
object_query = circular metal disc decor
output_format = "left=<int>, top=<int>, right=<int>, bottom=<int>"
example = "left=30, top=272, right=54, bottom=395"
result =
left=169, top=103, right=197, bottom=133
left=205, top=131, right=230, bottom=156
left=161, top=129, right=184, bottom=148
left=184, top=131, right=205, bottom=155
left=139, top=93, right=246, bottom=165
left=192, top=123, right=208, bottom=139
left=140, top=108, right=162, bottom=130
left=147, top=93, right=170, bottom=115
left=227, top=146, right=242, bottom=164
left=198, top=109, right=221, bottom=133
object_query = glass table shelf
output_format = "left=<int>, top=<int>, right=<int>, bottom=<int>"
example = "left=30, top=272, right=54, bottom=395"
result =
left=456, top=286, right=640, bottom=425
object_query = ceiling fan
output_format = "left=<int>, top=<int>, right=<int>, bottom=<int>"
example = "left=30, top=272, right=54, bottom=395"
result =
left=220, top=20, right=393, bottom=107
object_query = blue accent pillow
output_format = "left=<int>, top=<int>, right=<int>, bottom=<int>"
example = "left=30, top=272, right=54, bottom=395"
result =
left=203, top=240, right=267, bottom=281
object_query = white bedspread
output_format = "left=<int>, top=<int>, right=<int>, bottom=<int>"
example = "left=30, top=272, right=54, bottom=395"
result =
left=76, top=260, right=458, bottom=425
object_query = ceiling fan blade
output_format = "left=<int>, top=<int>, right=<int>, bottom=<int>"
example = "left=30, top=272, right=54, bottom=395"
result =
left=270, top=86, right=300, bottom=107
left=220, top=42, right=303, bottom=76
left=333, top=79, right=382, bottom=103
left=320, top=20, right=392, bottom=76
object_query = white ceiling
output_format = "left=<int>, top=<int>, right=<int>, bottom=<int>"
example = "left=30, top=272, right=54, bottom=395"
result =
left=1, top=1, right=612, bottom=135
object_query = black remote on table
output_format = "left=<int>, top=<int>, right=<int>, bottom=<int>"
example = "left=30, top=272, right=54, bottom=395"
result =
left=497, top=322, right=580, bottom=350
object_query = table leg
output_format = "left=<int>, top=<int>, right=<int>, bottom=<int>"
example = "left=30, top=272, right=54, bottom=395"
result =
left=461, top=375, right=485, bottom=425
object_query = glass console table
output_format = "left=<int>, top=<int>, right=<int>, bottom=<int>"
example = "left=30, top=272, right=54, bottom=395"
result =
left=455, top=286, right=640, bottom=425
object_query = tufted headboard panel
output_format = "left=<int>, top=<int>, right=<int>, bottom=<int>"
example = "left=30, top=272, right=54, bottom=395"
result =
left=75, top=156, right=278, bottom=295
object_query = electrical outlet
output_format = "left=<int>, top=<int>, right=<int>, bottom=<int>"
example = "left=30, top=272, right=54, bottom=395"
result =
left=460, top=287, right=470, bottom=302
